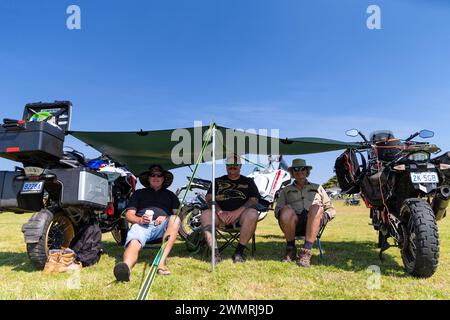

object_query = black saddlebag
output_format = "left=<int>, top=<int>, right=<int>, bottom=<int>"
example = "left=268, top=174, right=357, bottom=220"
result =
left=0, top=171, right=22, bottom=212
left=438, top=152, right=450, bottom=184
left=334, top=149, right=361, bottom=194
left=360, top=170, right=391, bottom=207
left=374, top=139, right=403, bottom=162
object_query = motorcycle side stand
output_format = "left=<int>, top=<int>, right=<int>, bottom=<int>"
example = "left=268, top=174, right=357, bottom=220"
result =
left=378, top=233, right=390, bottom=261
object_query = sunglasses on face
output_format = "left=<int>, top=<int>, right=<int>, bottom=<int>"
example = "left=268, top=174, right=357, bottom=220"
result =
left=292, top=167, right=308, bottom=173
left=150, top=173, right=163, bottom=178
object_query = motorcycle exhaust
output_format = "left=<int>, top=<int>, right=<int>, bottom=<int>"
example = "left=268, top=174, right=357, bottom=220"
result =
left=432, top=185, right=450, bottom=221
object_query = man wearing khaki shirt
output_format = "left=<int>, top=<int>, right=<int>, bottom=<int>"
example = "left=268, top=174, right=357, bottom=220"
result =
left=275, top=159, right=336, bottom=267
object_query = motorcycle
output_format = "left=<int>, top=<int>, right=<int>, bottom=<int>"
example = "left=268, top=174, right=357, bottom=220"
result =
left=176, top=156, right=291, bottom=243
left=0, top=101, right=135, bottom=269
left=335, top=128, right=450, bottom=277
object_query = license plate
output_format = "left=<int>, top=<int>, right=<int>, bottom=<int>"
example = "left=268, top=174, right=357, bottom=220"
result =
left=21, top=181, right=44, bottom=194
left=410, top=172, right=439, bottom=184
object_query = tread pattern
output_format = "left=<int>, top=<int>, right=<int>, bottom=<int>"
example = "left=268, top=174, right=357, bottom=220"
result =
left=401, top=199, right=439, bottom=278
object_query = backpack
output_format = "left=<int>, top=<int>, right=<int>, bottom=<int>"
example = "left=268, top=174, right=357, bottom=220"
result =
left=334, top=149, right=362, bottom=194
left=69, top=221, right=103, bottom=267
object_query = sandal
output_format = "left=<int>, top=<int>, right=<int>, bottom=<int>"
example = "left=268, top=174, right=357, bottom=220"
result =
left=157, top=267, right=171, bottom=276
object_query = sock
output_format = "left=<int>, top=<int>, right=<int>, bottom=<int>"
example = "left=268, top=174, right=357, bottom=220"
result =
left=286, top=240, right=296, bottom=248
left=235, top=243, right=246, bottom=255
left=304, top=241, right=313, bottom=250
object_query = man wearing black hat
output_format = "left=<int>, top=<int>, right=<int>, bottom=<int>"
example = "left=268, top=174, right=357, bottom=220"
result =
left=200, top=154, right=260, bottom=264
left=113, top=165, right=180, bottom=281
left=275, top=158, right=335, bottom=267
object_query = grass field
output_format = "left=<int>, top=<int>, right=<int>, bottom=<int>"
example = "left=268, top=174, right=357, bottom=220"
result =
left=1, top=200, right=450, bottom=300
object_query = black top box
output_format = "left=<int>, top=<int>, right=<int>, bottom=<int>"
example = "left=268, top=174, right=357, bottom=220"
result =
left=0, top=121, right=65, bottom=165
left=0, top=101, right=72, bottom=166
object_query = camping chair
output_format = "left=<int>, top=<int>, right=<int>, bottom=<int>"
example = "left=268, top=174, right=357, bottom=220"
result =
left=295, top=215, right=329, bottom=259
left=216, top=201, right=269, bottom=256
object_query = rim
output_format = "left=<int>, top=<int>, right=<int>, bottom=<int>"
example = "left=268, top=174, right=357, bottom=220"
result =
left=44, top=214, right=75, bottom=255
left=180, top=207, right=202, bottom=237
left=402, top=218, right=417, bottom=267
left=111, top=223, right=127, bottom=244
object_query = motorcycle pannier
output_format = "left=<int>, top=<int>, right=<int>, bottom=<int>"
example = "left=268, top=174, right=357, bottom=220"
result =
left=439, top=152, right=450, bottom=184
left=334, top=149, right=361, bottom=194
left=0, top=121, right=65, bottom=164
left=360, top=171, right=390, bottom=207
left=0, top=171, right=27, bottom=213
left=50, top=167, right=109, bottom=209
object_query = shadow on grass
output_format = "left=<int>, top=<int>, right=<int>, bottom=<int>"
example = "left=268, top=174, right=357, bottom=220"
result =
left=101, top=238, right=406, bottom=276
left=0, top=251, right=37, bottom=272
left=247, top=240, right=406, bottom=276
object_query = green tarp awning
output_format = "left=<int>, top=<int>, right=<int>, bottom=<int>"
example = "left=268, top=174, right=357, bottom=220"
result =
left=70, top=125, right=358, bottom=175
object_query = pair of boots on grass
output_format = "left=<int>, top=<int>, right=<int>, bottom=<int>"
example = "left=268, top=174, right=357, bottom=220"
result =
left=43, top=248, right=82, bottom=273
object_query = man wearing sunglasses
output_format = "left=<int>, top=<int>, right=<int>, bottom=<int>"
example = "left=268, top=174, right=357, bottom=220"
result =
left=275, top=158, right=335, bottom=267
left=113, top=165, right=180, bottom=281
left=200, top=154, right=260, bottom=263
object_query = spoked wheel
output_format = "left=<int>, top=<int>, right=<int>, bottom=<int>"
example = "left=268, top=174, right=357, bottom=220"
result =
left=111, top=219, right=129, bottom=246
left=178, top=205, right=202, bottom=241
left=25, top=209, right=75, bottom=269
left=400, top=199, right=439, bottom=278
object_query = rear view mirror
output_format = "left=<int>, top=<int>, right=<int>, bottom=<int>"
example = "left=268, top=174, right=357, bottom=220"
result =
left=419, top=130, right=434, bottom=139
left=345, top=129, right=359, bottom=137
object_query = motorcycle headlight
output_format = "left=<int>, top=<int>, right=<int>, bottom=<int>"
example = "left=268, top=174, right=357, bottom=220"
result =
left=408, top=152, right=430, bottom=162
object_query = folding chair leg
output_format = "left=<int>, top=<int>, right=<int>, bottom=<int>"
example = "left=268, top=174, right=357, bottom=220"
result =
left=317, top=236, right=323, bottom=259
left=251, top=234, right=256, bottom=256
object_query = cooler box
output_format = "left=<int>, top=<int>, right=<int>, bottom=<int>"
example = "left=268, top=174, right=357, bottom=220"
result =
left=50, top=167, right=110, bottom=209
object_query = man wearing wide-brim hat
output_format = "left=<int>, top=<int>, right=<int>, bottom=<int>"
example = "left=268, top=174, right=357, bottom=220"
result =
left=274, top=158, right=336, bottom=267
left=113, top=164, right=180, bottom=281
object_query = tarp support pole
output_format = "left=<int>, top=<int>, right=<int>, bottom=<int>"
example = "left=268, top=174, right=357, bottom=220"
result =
left=211, top=125, right=216, bottom=272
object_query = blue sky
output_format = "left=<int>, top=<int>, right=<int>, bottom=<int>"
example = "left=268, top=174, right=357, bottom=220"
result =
left=1, top=0, right=450, bottom=190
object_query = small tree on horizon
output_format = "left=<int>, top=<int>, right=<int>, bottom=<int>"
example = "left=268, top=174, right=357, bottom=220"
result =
left=323, top=175, right=338, bottom=189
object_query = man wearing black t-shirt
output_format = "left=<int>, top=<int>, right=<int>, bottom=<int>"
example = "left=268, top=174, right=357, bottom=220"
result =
left=200, top=155, right=260, bottom=263
left=113, top=165, right=180, bottom=281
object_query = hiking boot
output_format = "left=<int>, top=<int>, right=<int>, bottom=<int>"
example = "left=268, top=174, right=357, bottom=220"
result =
left=113, top=262, right=131, bottom=282
left=43, top=249, right=62, bottom=273
left=232, top=252, right=245, bottom=263
left=54, top=248, right=82, bottom=273
left=281, top=246, right=297, bottom=263
left=296, top=248, right=312, bottom=268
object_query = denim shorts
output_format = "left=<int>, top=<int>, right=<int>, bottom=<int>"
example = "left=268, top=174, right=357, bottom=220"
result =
left=124, top=219, right=169, bottom=248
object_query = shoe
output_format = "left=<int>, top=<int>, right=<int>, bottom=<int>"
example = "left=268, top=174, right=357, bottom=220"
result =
left=296, top=248, right=312, bottom=268
left=232, top=252, right=245, bottom=263
left=43, top=249, right=62, bottom=273
left=281, top=246, right=297, bottom=263
left=113, top=262, right=131, bottom=282
left=157, top=267, right=171, bottom=276
left=53, top=248, right=82, bottom=273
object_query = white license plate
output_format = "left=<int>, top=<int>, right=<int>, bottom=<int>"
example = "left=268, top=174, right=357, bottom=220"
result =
left=410, top=172, right=439, bottom=184
left=21, top=181, right=44, bottom=194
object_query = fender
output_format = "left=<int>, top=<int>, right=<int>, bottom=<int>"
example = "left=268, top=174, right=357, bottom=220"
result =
left=21, top=209, right=53, bottom=244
